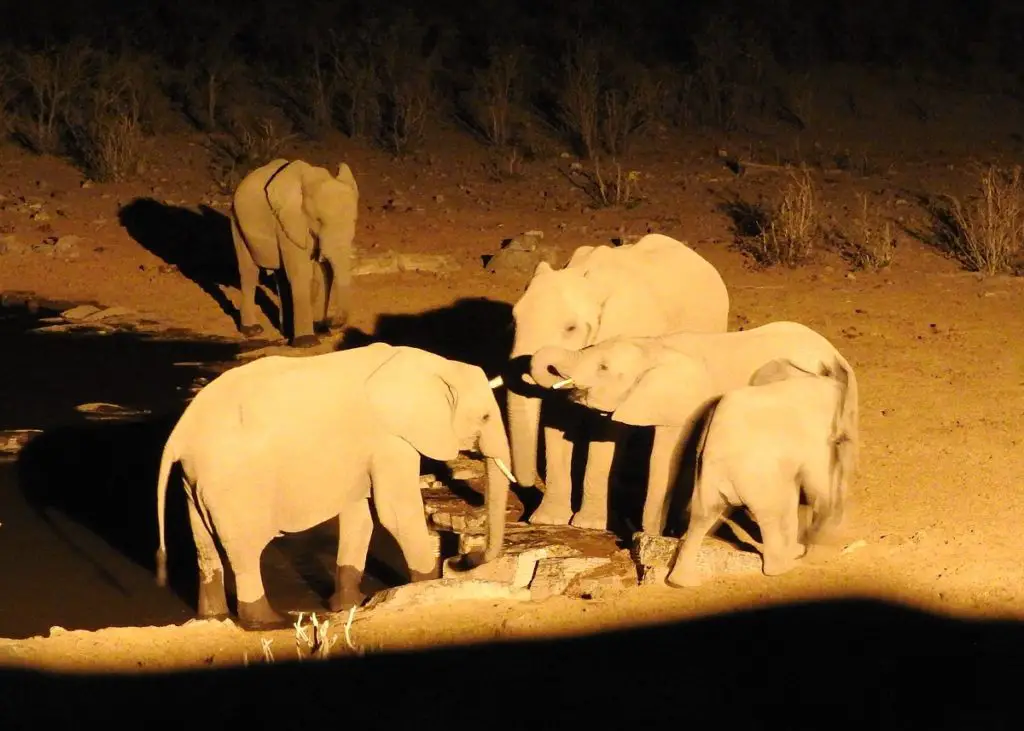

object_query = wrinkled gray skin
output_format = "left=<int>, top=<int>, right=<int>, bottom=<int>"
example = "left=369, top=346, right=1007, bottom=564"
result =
left=666, top=357, right=860, bottom=587
left=530, top=320, right=859, bottom=535
left=230, top=158, right=359, bottom=347
left=506, top=233, right=729, bottom=531
left=155, top=343, right=512, bottom=631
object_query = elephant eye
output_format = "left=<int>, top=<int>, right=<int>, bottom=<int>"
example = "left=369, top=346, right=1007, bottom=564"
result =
left=598, top=361, right=609, bottom=372
left=565, top=324, right=577, bottom=333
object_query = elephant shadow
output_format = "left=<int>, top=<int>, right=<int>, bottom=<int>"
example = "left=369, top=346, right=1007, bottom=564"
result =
left=15, top=411, right=203, bottom=610
left=117, top=197, right=281, bottom=335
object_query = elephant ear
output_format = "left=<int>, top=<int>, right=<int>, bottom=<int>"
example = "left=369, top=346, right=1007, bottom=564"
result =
left=364, top=349, right=461, bottom=461
left=612, top=354, right=714, bottom=427
left=265, top=161, right=314, bottom=251
left=591, top=282, right=670, bottom=345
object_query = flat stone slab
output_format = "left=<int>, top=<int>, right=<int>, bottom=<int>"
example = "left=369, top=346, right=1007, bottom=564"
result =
left=362, top=579, right=532, bottom=611
left=631, top=532, right=765, bottom=586
left=0, top=429, right=43, bottom=459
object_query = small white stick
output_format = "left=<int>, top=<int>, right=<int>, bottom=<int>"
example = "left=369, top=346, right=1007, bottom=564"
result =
left=344, top=606, right=357, bottom=651
left=551, top=377, right=574, bottom=389
left=492, top=457, right=515, bottom=483
left=488, top=375, right=504, bottom=389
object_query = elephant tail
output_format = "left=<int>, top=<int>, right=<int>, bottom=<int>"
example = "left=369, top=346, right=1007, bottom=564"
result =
left=155, top=431, right=179, bottom=588
left=823, top=353, right=859, bottom=533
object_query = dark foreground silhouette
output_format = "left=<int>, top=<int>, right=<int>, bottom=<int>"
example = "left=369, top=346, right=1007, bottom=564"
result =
left=0, top=598, right=1018, bottom=727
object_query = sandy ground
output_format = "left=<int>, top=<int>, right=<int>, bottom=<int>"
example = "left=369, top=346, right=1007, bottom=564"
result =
left=1, top=100, right=1023, bottom=677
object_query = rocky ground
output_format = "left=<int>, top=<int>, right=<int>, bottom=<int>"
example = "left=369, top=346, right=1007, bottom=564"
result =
left=1, top=87, right=1023, bottom=676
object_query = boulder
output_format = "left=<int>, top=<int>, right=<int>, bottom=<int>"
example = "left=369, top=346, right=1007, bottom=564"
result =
left=631, top=532, right=764, bottom=586
left=362, top=579, right=532, bottom=611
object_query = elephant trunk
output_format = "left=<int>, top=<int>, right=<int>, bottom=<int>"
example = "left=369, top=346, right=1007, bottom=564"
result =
left=478, top=417, right=513, bottom=562
left=529, top=346, right=582, bottom=388
left=506, top=390, right=540, bottom=487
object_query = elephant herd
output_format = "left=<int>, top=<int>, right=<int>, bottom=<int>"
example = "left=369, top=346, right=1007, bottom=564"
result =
left=157, top=158, right=861, bottom=629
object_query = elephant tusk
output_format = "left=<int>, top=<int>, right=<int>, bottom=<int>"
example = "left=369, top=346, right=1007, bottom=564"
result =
left=551, top=377, right=574, bottom=390
left=492, top=457, right=516, bottom=484
left=488, top=375, right=504, bottom=389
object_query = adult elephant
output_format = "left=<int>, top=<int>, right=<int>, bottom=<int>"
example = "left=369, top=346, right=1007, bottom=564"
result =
left=155, top=343, right=514, bottom=630
left=529, top=320, right=859, bottom=536
left=504, top=233, right=729, bottom=531
left=230, top=158, right=359, bottom=347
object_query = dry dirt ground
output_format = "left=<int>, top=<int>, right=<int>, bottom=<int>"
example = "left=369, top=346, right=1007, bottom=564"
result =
left=0, top=86, right=1023, bottom=677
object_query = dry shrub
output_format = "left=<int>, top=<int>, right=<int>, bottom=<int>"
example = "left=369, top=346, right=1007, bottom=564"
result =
left=465, top=44, right=525, bottom=148
left=936, top=164, right=1024, bottom=275
left=841, top=193, right=896, bottom=270
left=563, top=159, right=644, bottom=209
left=742, top=168, right=819, bottom=267
left=208, top=117, right=297, bottom=193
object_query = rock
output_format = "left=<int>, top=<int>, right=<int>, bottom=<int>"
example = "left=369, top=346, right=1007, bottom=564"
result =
left=352, top=253, right=400, bottom=276
left=528, top=556, right=612, bottom=600
left=397, top=253, right=459, bottom=274
left=83, top=306, right=135, bottom=322
left=363, top=579, right=532, bottom=611
left=54, top=235, right=83, bottom=259
left=0, top=234, right=29, bottom=255
left=484, top=232, right=561, bottom=275
left=60, top=304, right=102, bottom=321
left=443, top=547, right=554, bottom=588
left=631, top=532, right=764, bottom=586
left=74, top=402, right=152, bottom=421
left=563, top=553, right=639, bottom=598
left=0, top=429, right=43, bottom=459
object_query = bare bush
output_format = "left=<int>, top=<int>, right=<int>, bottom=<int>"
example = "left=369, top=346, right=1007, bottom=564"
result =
left=934, top=164, right=1024, bottom=275
left=15, top=39, right=92, bottom=154
left=563, top=159, right=645, bottom=209
left=556, top=39, right=601, bottom=158
left=65, top=50, right=159, bottom=182
left=179, top=11, right=246, bottom=131
left=208, top=117, right=298, bottom=193
left=599, top=61, right=662, bottom=158
left=840, top=193, right=896, bottom=270
left=466, top=45, right=524, bottom=147
left=329, top=28, right=382, bottom=140
left=372, top=15, right=438, bottom=156
left=741, top=168, right=819, bottom=267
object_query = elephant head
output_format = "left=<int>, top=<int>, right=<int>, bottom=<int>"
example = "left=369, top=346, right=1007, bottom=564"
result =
left=265, top=160, right=359, bottom=255
left=505, top=259, right=671, bottom=485
left=365, top=346, right=513, bottom=564
left=529, top=339, right=717, bottom=427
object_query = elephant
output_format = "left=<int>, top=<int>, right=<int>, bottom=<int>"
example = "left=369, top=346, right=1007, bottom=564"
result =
left=529, top=320, right=859, bottom=536
left=230, top=158, right=359, bottom=348
left=502, top=233, right=729, bottom=532
left=154, top=343, right=514, bottom=630
left=666, top=357, right=859, bottom=588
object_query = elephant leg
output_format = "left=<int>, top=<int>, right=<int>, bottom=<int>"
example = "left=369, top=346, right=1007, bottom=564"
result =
left=214, top=521, right=288, bottom=631
left=371, top=444, right=439, bottom=581
left=571, top=418, right=623, bottom=530
left=186, top=496, right=229, bottom=618
left=665, top=483, right=727, bottom=588
left=279, top=241, right=318, bottom=347
left=329, top=498, right=374, bottom=612
left=311, top=260, right=330, bottom=334
left=528, top=424, right=575, bottom=526
left=320, top=251, right=352, bottom=331
left=642, top=424, right=686, bottom=535
left=230, top=216, right=263, bottom=338
left=755, top=499, right=801, bottom=577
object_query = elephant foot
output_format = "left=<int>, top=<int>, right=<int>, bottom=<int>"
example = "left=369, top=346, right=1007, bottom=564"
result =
left=291, top=334, right=319, bottom=348
left=569, top=509, right=608, bottom=531
left=197, top=571, right=229, bottom=618
left=240, top=323, right=264, bottom=338
left=328, top=565, right=367, bottom=612
left=527, top=500, right=573, bottom=526
left=236, top=595, right=291, bottom=631
left=665, top=566, right=703, bottom=588
left=762, top=554, right=798, bottom=577
left=789, top=542, right=808, bottom=560
left=314, top=319, right=332, bottom=335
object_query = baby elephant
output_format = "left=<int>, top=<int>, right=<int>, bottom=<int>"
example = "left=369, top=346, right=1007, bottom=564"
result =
left=666, top=357, right=859, bottom=588
left=154, top=343, right=514, bottom=630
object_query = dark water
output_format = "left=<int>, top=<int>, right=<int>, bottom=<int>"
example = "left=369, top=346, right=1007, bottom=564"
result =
left=0, top=303, right=389, bottom=640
